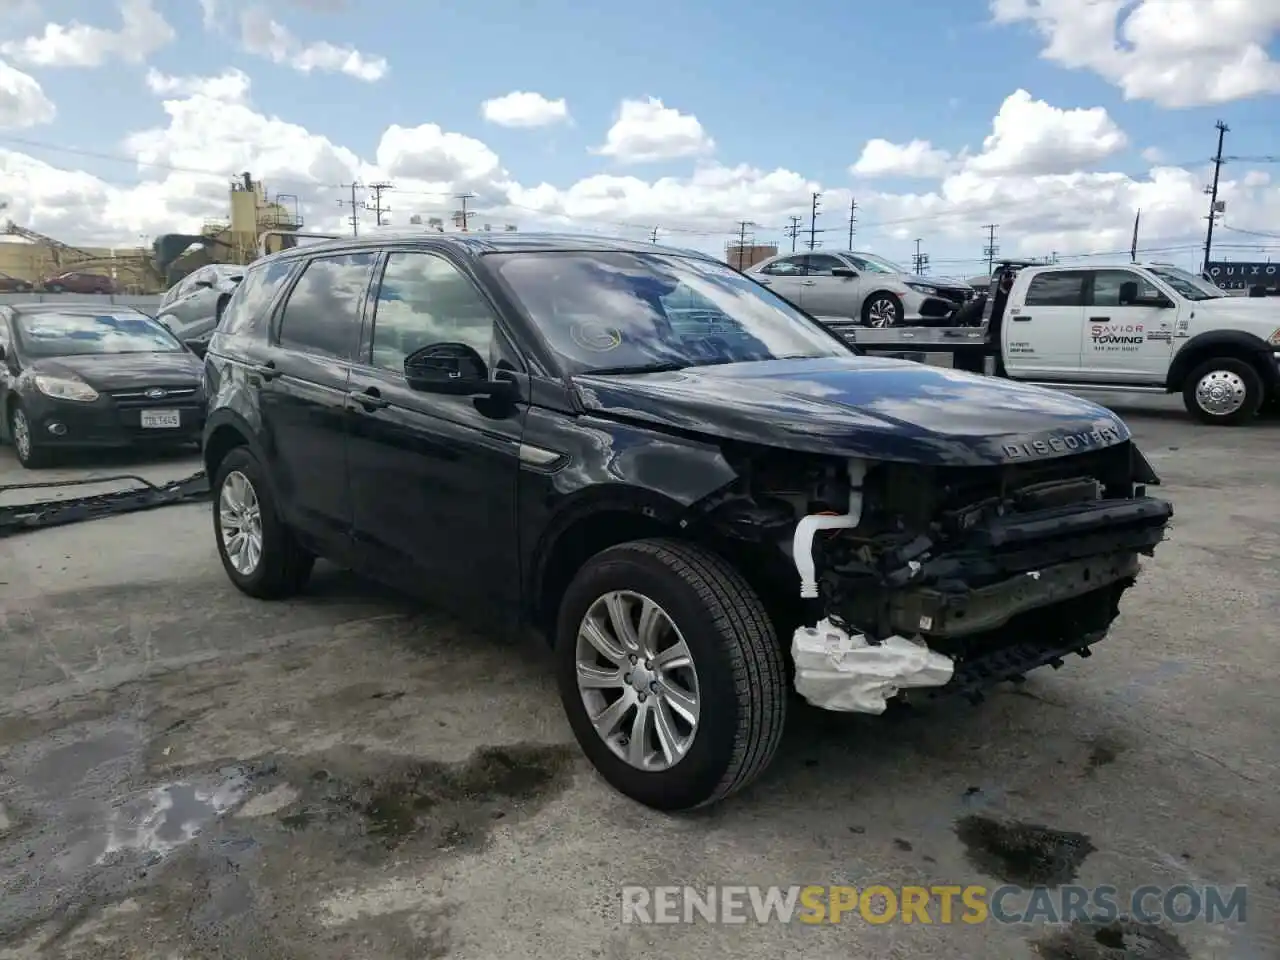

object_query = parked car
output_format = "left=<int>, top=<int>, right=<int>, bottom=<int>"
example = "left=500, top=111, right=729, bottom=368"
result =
left=0, top=271, right=33, bottom=293
left=200, top=232, right=1172, bottom=810
left=745, top=250, right=976, bottom=327
left=157, top=264, right=245, bottom=358
left=0, top=303, right=205, bottom=468
left=40, top=271, right=117, bottom=294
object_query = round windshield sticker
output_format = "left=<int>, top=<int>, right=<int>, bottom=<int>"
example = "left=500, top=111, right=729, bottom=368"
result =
left=570, top=321, right=622, bottom=352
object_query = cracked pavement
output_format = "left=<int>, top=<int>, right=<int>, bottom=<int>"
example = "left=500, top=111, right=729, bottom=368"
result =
left=0, top=396, right=1277, bottom=959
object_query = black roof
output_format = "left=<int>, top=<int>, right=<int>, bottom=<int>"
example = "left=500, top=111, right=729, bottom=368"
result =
left=263, top=230, right=715, bottom=264
left=5, top=301, right=148, bottom=316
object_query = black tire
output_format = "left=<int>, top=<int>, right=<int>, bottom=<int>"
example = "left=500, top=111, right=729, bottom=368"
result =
left=7, top=401, right=51, bottom=469
left=1181, top=357, right=1263, bottom=426
left=555, top=538, right=787, bottom=811
left=861, top=292, right=903, bottom=328
left=212, top=446, right=314, bottom=599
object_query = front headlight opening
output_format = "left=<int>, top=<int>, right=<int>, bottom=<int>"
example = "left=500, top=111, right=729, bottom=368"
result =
left=34, top=375, right=99, bottom=402
left=907, top=283, right=937, bottom=295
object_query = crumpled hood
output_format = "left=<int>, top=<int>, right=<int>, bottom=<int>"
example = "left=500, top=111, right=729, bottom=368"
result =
left=30, top=352, right=203, bottom=391
left=571, top=356, right=1131, bottom=466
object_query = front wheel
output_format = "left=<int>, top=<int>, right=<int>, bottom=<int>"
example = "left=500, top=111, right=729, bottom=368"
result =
left=1182, top=357, right=1263, bottom=426
left=862, top=292, right=904, bottom=328
left=555, top=538, right=787, bottom=811
left=8, top=402, right=51, bottom=469
left=212, top=446, right=314, bottom=598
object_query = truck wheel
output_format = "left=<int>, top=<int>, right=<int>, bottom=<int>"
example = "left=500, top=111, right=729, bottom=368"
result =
left=862, top=293, right=903, bottom=327
left=1182, top=357, right=1263, bottom=426
left=212, top=446, right=314, bottom=599
left=555, top=538, right=787, bottom=811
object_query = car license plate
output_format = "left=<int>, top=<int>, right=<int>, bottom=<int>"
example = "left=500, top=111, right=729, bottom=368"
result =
left=140, top=409, right=181, bottom=429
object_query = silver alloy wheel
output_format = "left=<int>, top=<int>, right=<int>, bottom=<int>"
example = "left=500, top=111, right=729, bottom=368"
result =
left=1194, top=369, right=1247, bottom=417
left=575, top=590, right=701, bottom=772
left=11, top=408, right=31, bottom=461
left=218, top=470, right=264, bottom=575
left=867, top=297, right=898, bottom=327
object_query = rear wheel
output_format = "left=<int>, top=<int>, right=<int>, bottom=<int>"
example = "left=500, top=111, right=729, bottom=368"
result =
left=1182, top=357, right=1263, bottom=426
left=862, top=292, right=903, bottom=327
left=212, top=446, right=314, bottom=598
left=555, top=538, right=787, bottom=810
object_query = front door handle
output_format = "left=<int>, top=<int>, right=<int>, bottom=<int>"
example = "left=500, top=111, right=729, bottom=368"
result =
left=1089, top=316, right=1111, bottom=322
left=349, top=387, right=389, bottom=411
left=250, top=361, right=278, bottom=381
left=1011, top=315, right=1031, bottom=322
left=800, top=280, right=816, bottom=286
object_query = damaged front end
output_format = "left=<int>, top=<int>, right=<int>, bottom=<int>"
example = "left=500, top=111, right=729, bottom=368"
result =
left=705, top=442, right=1173, bottom=713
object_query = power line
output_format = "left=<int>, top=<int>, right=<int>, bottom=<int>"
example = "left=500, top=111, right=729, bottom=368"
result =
left=454, top=192, right=475, bottom=232
left=912, top=238, right=929, bottom=275
left=982, top=224, right=999, bottom=274
left=785, top=216, right=802, bottom=252
left=806, top=192, right=826, bottom=250
left=337, top=181, right=365, bottom=237
left=733, top=220, right=755, bottom=269
left=368, top=181, right=394, bottom=227
left=1203, top=120, right=1228, bottom=270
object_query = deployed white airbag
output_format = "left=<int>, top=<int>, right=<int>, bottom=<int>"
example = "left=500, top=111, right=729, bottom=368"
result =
left=791, top=617, right=955, bottom=713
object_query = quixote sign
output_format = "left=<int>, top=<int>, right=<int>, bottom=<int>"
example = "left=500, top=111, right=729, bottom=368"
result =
left=1205, top=261, right=1278, bottom=290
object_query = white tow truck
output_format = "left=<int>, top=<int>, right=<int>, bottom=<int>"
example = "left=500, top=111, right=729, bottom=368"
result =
left=820, top=259, right=1280, bottom=426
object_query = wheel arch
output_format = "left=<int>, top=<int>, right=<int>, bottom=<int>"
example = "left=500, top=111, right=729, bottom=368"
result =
left=527, top=486, right=690, bottom=638
left=202, top=408, right=275, bottom=494
left=861, top=289, right=903, bottom=321
left=1166, top=330, right=1278, bottom=393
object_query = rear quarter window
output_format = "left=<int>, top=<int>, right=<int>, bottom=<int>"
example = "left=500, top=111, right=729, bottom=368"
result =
left=217, top=259, right=296, bottom=337
left=1024, top=271, right=1087, bottom=307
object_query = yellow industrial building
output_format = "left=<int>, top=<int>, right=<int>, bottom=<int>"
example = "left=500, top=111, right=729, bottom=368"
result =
left=0, top=173, right=302, bottom=293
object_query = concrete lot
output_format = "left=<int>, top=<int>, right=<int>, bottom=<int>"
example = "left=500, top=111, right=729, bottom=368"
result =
left=0, top=395, right=1277, bottom=960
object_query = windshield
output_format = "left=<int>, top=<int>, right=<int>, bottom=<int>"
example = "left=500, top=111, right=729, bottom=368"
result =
left=14, top=311, right=183, bottom=358
left=490, top=251, right=852, bottom=374
left=1148, top=266, right=1222, bottom=301
left=846, top=253, right=906, bottom=275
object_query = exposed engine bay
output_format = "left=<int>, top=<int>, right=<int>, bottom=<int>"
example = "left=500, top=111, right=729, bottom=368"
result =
left=701, top=441, right=1174, bottom=713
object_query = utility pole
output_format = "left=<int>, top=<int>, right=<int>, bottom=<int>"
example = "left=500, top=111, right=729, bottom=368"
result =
left=454, top=192, right=476, bottom=232
left=734, top=220, right=755, bottom=269
left=785, top=216, right=802, bottom=252
left=1202, top=120, right=1229, bottom=272
left=847, top=198, right=857, bottom=249
left=368, top=181, right=394, bottom=227
left=338, top=181, right=365, bottom=237
left=649, top=227, right=659, bottom=243
left=1130, top=209, right=1141, bottom=263
left=806, top=192, right=826, bottom=250
left=982, top=224, right=999, bottom=275
left=912, top=238, right=929, bottom=275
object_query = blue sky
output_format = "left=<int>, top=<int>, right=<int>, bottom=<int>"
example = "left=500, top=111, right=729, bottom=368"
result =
left=2, top=0, right=1279, bottom=271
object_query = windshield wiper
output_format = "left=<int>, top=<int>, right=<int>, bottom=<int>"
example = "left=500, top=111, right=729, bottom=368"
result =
left=586, top=362, right=690, bottom=375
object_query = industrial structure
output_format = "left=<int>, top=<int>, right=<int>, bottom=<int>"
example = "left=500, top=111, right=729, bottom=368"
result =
left=725, top=242, right=777, bottom=269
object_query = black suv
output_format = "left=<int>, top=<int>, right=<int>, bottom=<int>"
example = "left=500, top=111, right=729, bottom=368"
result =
left=202, top=233, right=1173, bottom=810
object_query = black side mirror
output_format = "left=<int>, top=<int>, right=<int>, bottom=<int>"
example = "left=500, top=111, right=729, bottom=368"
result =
left=185, top=338, right=208, bottom=358
left=0, top=344, right=6, bottom=361
left=831, top=266, right=857, bottom=278
left=404, top=342, right=515, bottom=399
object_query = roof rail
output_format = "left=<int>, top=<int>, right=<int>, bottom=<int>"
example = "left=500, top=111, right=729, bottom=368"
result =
left=256, top=229, right=343, bottom=259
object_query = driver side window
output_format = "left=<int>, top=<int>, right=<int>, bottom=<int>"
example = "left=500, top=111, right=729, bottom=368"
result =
left=801, top=254, right=845, bottom=276
left=368, top=252, right=499, bottom=374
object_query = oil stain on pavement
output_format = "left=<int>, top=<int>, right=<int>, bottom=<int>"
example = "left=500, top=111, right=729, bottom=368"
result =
left=954, top=814, right=1096, bottom=886
left=0, top=714, right=577, bottom=958
left=1034, top=918, right=1190, bottom=960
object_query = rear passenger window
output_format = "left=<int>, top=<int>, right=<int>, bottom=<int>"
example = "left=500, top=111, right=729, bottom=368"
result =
left=1024, top=272, right=1086, bottom=306
left=368, top=252, right=498, bottom=373
left=276, top=253, right=377, bottom=360
left=218, top=259, right=295, bottom=337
